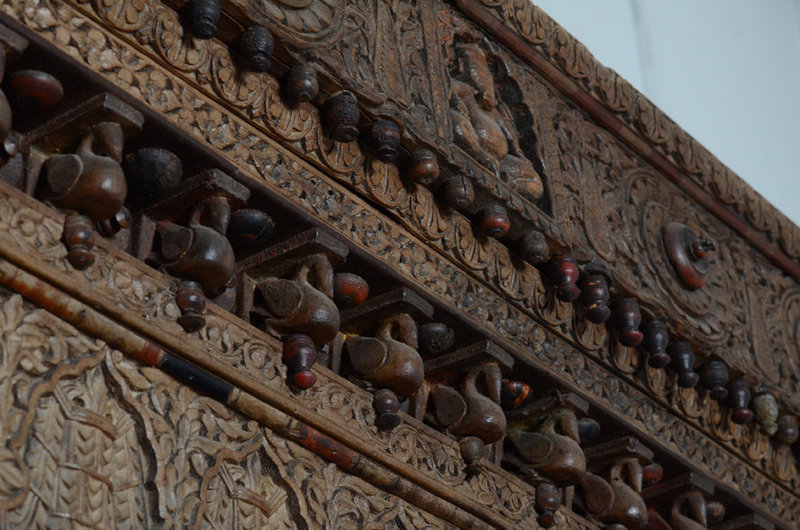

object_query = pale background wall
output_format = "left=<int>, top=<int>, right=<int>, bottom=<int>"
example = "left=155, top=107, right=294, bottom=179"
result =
left=533, top=0, right=800, bottom=226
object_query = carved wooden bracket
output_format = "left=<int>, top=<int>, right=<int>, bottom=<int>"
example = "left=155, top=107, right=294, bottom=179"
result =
left=341, top=288, right=432, bottom=430
left=643, top=472, right=725, bottom=530
left=236, top=228, right=348, bottom=389
left=579, top=437, right=655, bottom=529
left=422, top=340, right=514, bottom=473
left=134, top=169, right=247, bottom=331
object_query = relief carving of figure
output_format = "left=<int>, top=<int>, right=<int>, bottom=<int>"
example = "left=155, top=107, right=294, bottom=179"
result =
left=448, top=31, right=544, bottom=202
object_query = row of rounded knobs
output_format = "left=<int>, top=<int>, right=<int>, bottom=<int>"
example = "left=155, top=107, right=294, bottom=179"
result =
left=543, top=254, right=798, bottom=446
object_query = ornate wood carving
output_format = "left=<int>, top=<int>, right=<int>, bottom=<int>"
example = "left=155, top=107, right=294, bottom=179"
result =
left=0, top=287, right=459, bottom=528
left=1, top=0, right=799, bottom=527
left=461, top=0, right=800, bottom=271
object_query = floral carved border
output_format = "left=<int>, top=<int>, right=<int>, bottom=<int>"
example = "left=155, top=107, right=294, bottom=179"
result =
left=464, top=0, right=800, bottom=266
left=1, top=1, right=799, bottom=527
left=42, top=0, right=800, bottom=482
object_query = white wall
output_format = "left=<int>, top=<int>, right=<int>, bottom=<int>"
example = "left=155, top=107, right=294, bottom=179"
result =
left=534, top=0, right=800, bottom=226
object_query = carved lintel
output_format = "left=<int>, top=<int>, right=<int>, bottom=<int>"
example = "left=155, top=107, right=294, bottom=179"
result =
left=20, top=93, right=143, bottom=154
left=584, top=437, right=654, bottom=469
left=424, top=339, right=513, bottom=380
left=235, top=227, right=348, bottom=280
left=340, top=287, right=434, bottom=335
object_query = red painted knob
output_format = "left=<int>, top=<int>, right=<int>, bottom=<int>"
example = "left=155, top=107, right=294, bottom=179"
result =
left=333, top=272, right=369, bottom=308
left=479, top=204, right=510, bottom=238
left=546, top=255, right=581, bottom=302
left=407, top=149, right=439, bottom=185
left=7, top=70, right=63, bottom=111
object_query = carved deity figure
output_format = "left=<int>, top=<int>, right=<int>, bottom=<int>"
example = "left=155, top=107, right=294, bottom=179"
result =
left=449, top=36, right=544, bottom=202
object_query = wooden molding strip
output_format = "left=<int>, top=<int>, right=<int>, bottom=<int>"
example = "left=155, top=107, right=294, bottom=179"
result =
left=0, top=258, right=492, bottom=529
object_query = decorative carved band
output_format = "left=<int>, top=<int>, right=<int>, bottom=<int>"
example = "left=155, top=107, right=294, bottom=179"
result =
left=457, top=0, right=800, bottom=277
left=2, top=1, right=799, bottom=526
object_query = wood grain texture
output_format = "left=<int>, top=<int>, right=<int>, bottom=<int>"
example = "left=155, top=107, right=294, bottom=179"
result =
left=1, top=0, right=799, bottom=527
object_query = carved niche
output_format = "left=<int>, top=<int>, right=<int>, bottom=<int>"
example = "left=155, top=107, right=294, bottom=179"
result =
left=443, top=16, right=552, bottom=215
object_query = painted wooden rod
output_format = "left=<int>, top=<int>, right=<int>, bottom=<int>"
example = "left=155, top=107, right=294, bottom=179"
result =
left=0, top=258, right=490, bottom=529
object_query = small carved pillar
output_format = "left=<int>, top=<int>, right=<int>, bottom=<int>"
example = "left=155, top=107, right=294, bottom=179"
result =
left=578, top=263, right=612, bottom=324
left=502, top=391, right=590, bottom=528
left=282, top=65, right=319, bottom=107
left=611, top=298, right=644, bottom=347
left=21, top=94, right=143, bottom=269
left=578, top=437, right=654, bottom=529
left=727, top=378, right=753, bottom=425
left=322, top=91, right=360, bottom=142
left=340, top=288, right=432, bottom=430
left=668, top=341, right=699, bottom=388
left=642, top=320, right=671, bottom=368
left=236, top=228, right=349, bottom=389
left=544, top=254, right=581, bottom=303
left=752, top=393, right=779, bottom=436
left=423, top=341, right=514, bottom=474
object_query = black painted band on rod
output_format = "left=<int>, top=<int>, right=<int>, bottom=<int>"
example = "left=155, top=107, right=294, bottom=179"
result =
left=158, top=352, right=234, bottom=403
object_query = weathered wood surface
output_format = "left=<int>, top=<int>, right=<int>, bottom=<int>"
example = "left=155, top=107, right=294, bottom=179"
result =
left=1, top=0, right=799, bottom=527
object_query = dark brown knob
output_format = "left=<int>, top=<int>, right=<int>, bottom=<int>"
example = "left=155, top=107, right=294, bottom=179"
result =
left=611, top=298, right=643, bottom=347
left=578, top=417, right=601, bottom=446
left=283, top=333, right=318, bottom=390
left=283, top=65, right=319, bottom=107
left=519, top=230, right=549, bottom=265
left=459, top=436, right=485, bottom=475
left=699, top=358, right=728, bottom=401
left=227, top=208, right=274, bottom=250
left=407, top=149, right=439, bottom=186
left=439, top=175, right=474, bottom=210
left=641, top=320, right=670, bottom=368
left=726, top=379, right=753, bottom=424
left=96, top=207, right=131, bottom=237
left=7, top=70, right=63, bottom=111
left=535, top=482, right=562, bottom=529
left=579, top=264, right=612, bottom=324
left=776, top=414, right=799, bottom=445
left=122, top=148, right=183, bottom=208
left=323, top=91, right=359, bottom=143
left=373, top=388, right=401, bottom=431
left=188, top=0, right=221, bottom=39
left=239, top=26, right=273, bottom=73
left=63, top=213, right=96, bottom=270
left=545, top=255, right=580, bottom=303
left=479, top=204, right=510, bottom=239
left=333, top=272, right=369, bottom=308
left=668, top=341, right=699, bottom=388
left=417, top=322, right=455, bottom=355
left=368, top=119, right=402, bottom=163
left=176, top=280, right=206, bottom=332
